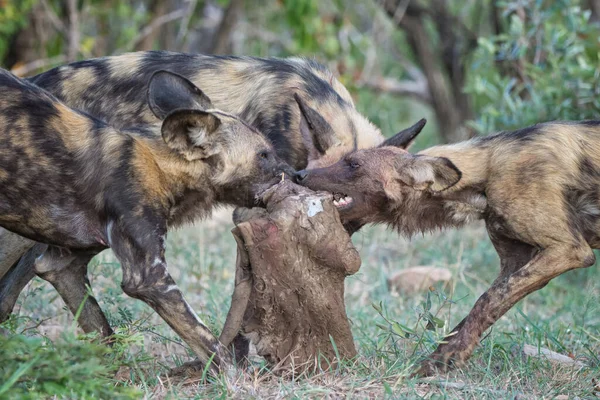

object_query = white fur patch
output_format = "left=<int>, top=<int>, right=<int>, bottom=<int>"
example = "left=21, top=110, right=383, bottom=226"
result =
left=152, top=257, right=163, bottom=267
left=106, top=220, right=114, bottom=246
left=184, top=301, right=208, bottom=328
left=163, top=284, right=179, bottom=293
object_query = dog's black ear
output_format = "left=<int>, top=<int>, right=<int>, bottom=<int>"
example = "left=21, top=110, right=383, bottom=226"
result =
left=295, top=93, right=339, bottom=155
left=148, top=70, right=213, bottom=120
left=396, top=155, right=461, bottom=192
left=381, top=119, right=427, bottom=149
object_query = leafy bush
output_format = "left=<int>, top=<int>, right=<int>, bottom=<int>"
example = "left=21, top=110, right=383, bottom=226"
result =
left=466, top=0, right=600, bottom=133
left=0, top=330, right=141, bottom=399
left=0, top=0, right=37, bottom=62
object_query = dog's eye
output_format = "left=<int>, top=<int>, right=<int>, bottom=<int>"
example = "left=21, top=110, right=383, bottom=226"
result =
left=259, top=151, right=269, bottom=160
left=349, top=161, right=361, bottom=169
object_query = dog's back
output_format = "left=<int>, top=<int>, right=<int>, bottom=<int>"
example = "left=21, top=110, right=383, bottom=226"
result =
left=27, top=51, right=383, bottom=170
left=0, top=69, right=111, bottom=247
left=490, top=121, right=600, bottom=248
left=423, top=120, right=600, bottom=247
left=0, top=68, right=88, bottom=184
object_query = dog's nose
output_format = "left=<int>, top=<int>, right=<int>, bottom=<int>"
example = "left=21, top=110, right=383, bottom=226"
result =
left=295, top=170, right=308, bottom=182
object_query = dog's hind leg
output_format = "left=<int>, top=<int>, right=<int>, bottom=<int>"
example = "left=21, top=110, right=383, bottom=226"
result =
left=446, top=228, right=539, bottom=335
left=35, top=246, right=113, bottom=337
left=0, top=228, right=35, bottom=279
left=0, top=244, right=46, bottom=323
left=417, top=241, right=594, bottom=376
left=487, top=223, right=539, bottom=277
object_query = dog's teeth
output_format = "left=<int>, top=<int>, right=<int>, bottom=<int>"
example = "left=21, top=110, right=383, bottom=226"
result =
left=333, top=197, right=353, bottom=208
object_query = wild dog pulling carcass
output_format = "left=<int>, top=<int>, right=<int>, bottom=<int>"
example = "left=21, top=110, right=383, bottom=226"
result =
left=298, top=118, right=600, bottom=375
left=0, top=68, right=294, bottom=371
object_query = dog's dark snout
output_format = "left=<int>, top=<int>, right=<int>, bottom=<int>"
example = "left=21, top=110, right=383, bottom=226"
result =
left=295, top=170, right=308, bottom=182
left=274, top=163, right=297, bottom=181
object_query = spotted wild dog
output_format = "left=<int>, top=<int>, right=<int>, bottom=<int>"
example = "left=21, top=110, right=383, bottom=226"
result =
left=0, top=68, right=294, bottom=370
left=297, top=119, right=600, bottom=375
left=1, top=50, right=390, bottom=323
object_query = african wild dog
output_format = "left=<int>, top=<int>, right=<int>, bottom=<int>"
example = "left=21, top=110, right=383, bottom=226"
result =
left=0, top=50, right=387, bottom=324
left=0, top=68, right=294, bottom=370
left=297, top=119, right=600, bottom=375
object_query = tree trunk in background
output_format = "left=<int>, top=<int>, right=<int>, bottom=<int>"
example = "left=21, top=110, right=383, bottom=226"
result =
left=137, top=0, right=169, bottom=51
left=400, top=16, right=465, bottom=143
left=431, top=0, right=475, bottom=132
left=587, top=0, right=600, bottom=23
left=381, top=0, right=477, bottom=143
left=210, top=0, right=243, bottom=54
left=65, top=0, right=80, bottom=62
left=3, top=3, right=49, bottom=69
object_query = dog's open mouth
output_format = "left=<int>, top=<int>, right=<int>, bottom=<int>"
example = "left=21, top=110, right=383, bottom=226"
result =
left=332, top=193, right=354, bottom=209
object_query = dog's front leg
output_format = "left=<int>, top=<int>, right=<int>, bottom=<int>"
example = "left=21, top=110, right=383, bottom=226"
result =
left=108, top=224, right=233, bottom=373
left=417, top=242, right=595, bottom=376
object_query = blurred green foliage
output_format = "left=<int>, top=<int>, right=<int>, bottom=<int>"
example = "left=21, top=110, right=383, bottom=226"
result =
left=1, top=0, right=599, bottom=139
left=466, top=0, right=600, bottom=133
left=0, top=328, right=142, bottom=399
left=0, top=0, right=37, bottom=61
left=277, top=0, right=600, bottom=135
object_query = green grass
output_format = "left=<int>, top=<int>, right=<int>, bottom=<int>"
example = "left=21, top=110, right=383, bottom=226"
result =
left=4, top=210, right=600, bottom=399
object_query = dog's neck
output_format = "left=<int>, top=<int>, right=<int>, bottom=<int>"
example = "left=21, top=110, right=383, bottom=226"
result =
left=127, top=134, right=219, bottom=227
left=385, top=140, right=491, bottom=236
left=420, top=139, right=491, bottom=192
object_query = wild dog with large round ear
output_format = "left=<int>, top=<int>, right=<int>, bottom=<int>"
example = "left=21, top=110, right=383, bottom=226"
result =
left=299, top=119, right=600, bottom=375
left=1, top=51, right=387, bottom=324
left=0, top=68, right=294, bottom=372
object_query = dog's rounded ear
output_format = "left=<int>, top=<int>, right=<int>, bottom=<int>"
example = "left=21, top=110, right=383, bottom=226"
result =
left=148, top=70, right=213, bottom=120
left=381, top=118, right=427, bottom=149
left=396, top=155, right=461, bottom=192
left=161, top=109, right=222, bottom=160
left=295, top=93, right=339, bottom=155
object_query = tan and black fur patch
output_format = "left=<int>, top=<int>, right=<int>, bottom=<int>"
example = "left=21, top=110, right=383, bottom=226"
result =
left=28, top=51, right=384, bottom=170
